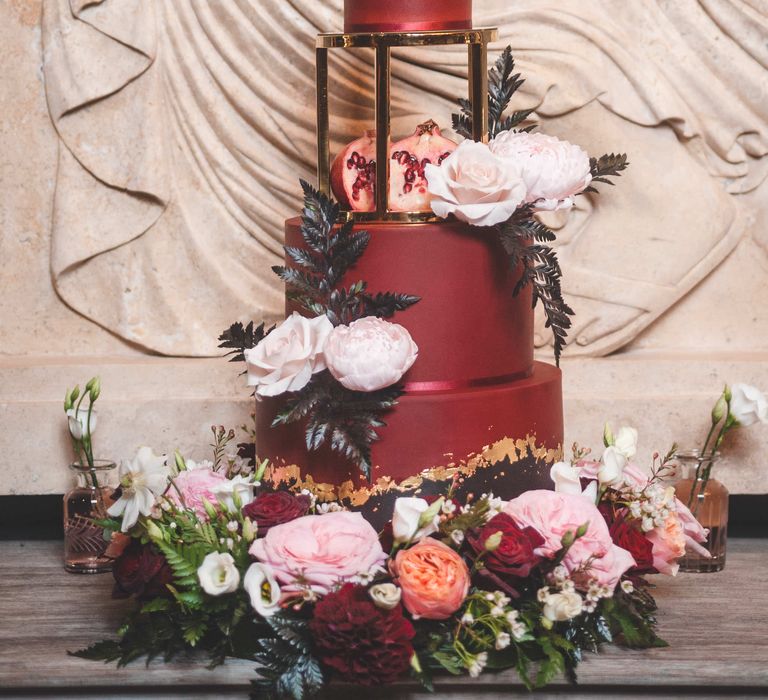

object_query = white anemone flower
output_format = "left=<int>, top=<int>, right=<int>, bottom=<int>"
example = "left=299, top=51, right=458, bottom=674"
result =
left=107, top=447, right=169, bottom=532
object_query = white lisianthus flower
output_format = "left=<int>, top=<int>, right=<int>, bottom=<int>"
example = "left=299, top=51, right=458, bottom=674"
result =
left=392, top=496, right=440, bottom=544
left=425, top=140, right=527, bottom=227
left=730, top=383, right=768, bottom=426
left=550, top=461, right=598, bottom=502
left=198, top=552, right=240, bottom=596
left=107, top=447, right=169, bottom=532
left=243, top=562, right=280, bottom=616
left=614, top=426, right=639, bottom=461
left=489, top=130, right=592, bottom=211
left=244, top=312, right=333, bottom=398
left=542, top=590, right=583, bottom=622
left=368, top=583, right=402, bottom=610
left=598, top=446, right=628, bottom=487
left=66, top=407, right=97, bottom=441
left=324, top=317, right=418, bottom=392
left=212, top=475, right=256, bottom=512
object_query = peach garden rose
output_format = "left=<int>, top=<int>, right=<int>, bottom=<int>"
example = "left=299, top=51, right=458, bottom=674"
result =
left=390, top=539, right=470, bottom=620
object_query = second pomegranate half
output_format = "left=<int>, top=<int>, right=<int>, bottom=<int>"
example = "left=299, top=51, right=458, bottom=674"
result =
left=330, top=120, right=457, bottom=213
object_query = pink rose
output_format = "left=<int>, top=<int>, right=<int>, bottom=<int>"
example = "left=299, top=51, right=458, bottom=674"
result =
left=324, top=317, right=418, bottom=392
left=646, top=513, right=686, bottom=576
left=244, top=312, right=333, bottom=397
left=167, top=468, right=229, bottom=520
left=503, top=490, right=635, bottom=589
left=249, top=511, right=386, bottom=595
left=425, top=140, right=527, bottom=226
left=489, top=131, right=592, bottom=211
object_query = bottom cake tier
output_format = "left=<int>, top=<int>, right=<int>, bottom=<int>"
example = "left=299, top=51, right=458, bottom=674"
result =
left=255, top=361, right=563, bottom=527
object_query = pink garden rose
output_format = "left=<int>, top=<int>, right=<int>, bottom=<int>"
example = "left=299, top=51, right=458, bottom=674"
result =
left=324, top=317, right=418, bottom=392
left=244, top=312, right=333, bottom=397
left=503, top=490, right=635, bottom=589
left=490, top=131, right=591, bottom=211
left=166, top=468, right=229, bottom=520
left=249, top=511, right=387, bottom=595
left=425, top=140, right=527, bottom=227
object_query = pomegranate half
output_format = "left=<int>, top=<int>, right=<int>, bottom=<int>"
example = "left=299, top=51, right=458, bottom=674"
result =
left=330, top=120, right=457, bottom=213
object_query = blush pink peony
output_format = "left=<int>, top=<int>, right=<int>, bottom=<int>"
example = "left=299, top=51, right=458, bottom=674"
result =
left=503, top=490, right=635, bottom=589
left=490, top=131, right=592, bottom=211
left=244, top=312, right=333, bottom=397
left=324, top=317, right=418, bottom=392
left=166, top=468, right=229, bottom=520
left=249, top=511, right=387, bottom=595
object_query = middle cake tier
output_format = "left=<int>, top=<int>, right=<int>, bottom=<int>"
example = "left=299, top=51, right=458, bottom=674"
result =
left=285, top=217, right=535, bottom=383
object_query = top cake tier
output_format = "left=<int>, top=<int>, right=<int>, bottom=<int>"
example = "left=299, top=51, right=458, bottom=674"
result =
left=344, top=0, right=472, bottom=33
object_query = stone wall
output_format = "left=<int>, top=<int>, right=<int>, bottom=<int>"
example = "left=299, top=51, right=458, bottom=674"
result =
left=1, top=0, right=766, bottom=495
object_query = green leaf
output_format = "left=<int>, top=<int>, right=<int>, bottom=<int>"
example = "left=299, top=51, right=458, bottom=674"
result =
left=68, top=639, right=122, bottom=663
left=432, top=650, right=464, bottom=675
left=140, top=598, right=172, bottom=614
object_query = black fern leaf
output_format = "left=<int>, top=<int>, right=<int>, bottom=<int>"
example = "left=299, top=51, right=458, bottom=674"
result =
left=585, top=153, right=629, bottom=192
left=498, top=221, right=573, bottom=365
left=362, top=291, right=421, bottom=318
left=218, top=321, right=273, bottom=364
left=453, top=46, right=529, bottom=140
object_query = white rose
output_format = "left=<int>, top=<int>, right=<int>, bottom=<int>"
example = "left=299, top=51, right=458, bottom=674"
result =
left=614, top=426, right=639, bottom=461
left=598, top=446, right=627, bottom=486
left=368, top=583, right=402, bottom=610
left=542, top=590, right=583, bottom=622
left=490, top=130, right=592, bottom=211
left=243, top=562, right=281, bottom=617
left=425, top=140, right=527, bottom=227
left=212, top=475, right=256, bottom=512
left=550, top=461, right=598, bottom=502
left=730, top=383, right=768, bottom=426
left=197, top=552, right=240, bottom=596
left=66, top=408, right=97, bottom=441
left=244, top=312, right=333, bottom=397
left=324, top=317, right=418, bottom=392
left=392, top=496, right=440, bottom=544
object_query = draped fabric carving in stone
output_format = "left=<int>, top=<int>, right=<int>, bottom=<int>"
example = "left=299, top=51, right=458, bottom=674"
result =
left=43, top=0, right=768, bottom=356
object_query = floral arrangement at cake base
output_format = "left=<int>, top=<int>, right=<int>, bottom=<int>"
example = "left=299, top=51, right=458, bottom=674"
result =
left=73, top=425, right=707, bottom=698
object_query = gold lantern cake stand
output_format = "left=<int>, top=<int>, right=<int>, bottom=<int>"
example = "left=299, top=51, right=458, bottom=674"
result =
left=315, top=28, right=499, bottom=223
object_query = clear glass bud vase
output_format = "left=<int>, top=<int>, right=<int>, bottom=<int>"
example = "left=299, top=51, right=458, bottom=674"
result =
left=672, top=450, right=728, bottom=573
left=63, top=460, right=116, bottom=573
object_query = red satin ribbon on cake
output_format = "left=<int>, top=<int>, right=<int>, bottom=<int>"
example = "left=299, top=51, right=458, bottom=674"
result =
left=403, top=368, right=533, bottom=393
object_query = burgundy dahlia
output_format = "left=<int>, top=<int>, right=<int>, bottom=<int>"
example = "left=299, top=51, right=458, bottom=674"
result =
left=309, top=584, right=415, bottom=685
left=467, top=513, right=545, bottom=595
left=112, top=540, right=173, bottom=600
left=242, top=491, right=311, bottom=534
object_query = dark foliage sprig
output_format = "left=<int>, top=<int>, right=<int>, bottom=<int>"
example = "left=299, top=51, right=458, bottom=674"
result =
left=218, top=321, right=273, bottom=364
left=453, top=46, right=535, bottom=140
left=585, top=153, right=630, bottom=193
left=272, top=372, right=402, bottom=480
left=498, top=220, right=573, bottom=365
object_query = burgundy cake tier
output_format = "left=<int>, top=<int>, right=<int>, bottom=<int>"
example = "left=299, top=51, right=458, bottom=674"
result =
left=256, top=219, right=563, bottom=527
left=285, top=218, right=534, bottom=384
left=344, top=0, right=472, bottom=33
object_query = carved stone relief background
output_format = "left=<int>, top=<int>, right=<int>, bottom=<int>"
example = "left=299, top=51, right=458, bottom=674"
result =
left=1, top=0, right=767, bottom=496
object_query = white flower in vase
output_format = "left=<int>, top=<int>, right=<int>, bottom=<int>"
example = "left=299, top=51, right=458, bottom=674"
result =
left=730, top=383, right=768, bottom=426
left=107, top=446, right=169, bottom=532
left=198, top=552, right=240, bottom=596
left=66, top=407, right=97, bottom=441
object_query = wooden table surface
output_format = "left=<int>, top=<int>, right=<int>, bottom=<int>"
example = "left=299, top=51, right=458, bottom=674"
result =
left=1, top=539, right=766, bottom=699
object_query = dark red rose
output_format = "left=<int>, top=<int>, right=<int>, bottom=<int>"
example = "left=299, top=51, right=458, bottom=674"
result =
left=309, top=584, right=415, bottom=686
left=467, top=513, right=545, bottom=595
left=606, top=509, right=656, bottom=575
left=242, top=491, right=311, bottom=534
left=112, top=539, right=173, bottom=600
